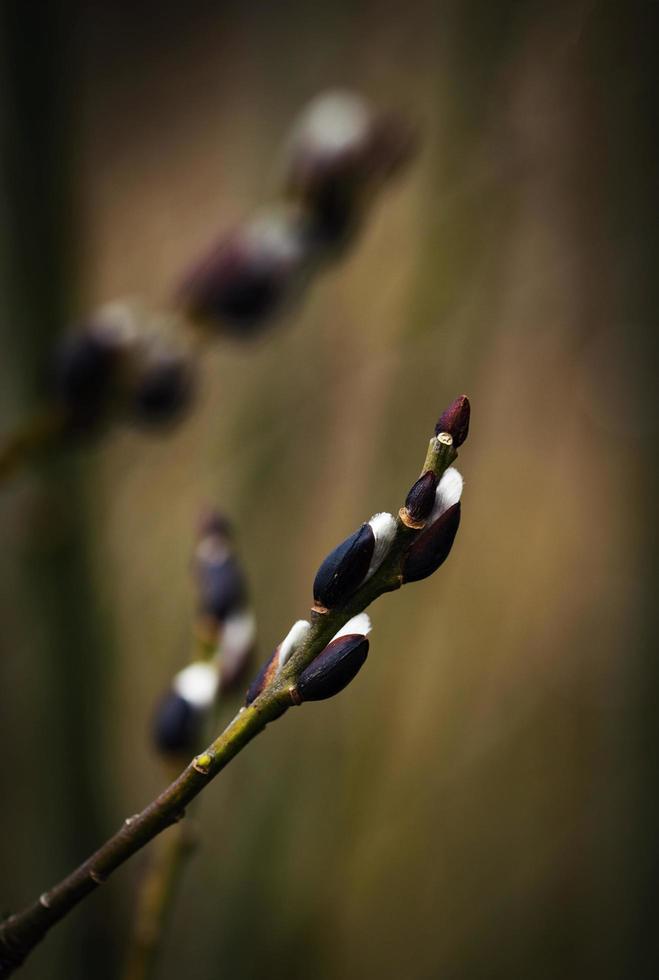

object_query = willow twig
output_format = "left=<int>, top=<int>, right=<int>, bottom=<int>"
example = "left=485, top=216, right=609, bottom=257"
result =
left=121, top=814, right=195, bottom=980
left=0, top=423, right=459, bottom=977
left=122, top=513, right=254, bottom=980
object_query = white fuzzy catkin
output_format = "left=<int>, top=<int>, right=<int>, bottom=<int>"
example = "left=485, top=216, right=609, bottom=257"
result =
left=173, top=661, right=219, bottom=710
left=366, top=512, right=397, bottom=579
left=245, top=209, right=305, bottom=264
left=218, top=610, right=257, bottom=678
left=194, top=536, right=230, bottom=566
left=277, top=620, right=312, bottom=671
left=332, top=612, right=372, bottom=641
left=293, top=91, right=370, bottom=155
left=430, top=467, right=463, bottom=523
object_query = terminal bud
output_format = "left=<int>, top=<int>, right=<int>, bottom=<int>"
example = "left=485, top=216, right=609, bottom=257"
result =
left=435, top=395, right=470, bottom=448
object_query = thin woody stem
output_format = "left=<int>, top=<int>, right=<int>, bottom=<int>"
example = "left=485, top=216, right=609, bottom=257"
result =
left=0, top=431, right=457, bottom=978
left=121, top=821, right=196, bottom=980
left=122, top=621, right=230, bottom=980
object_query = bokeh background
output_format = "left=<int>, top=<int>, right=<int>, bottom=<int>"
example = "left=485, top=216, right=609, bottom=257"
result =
left=1, top=2, right=657, bottom=978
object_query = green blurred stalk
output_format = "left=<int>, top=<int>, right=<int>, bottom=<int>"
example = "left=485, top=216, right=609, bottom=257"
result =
left=0, top=3, right=118, bottom=978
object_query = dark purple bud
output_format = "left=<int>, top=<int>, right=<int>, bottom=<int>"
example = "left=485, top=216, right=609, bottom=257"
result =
left=245, top=649, right=279, bottom=705
left=435, top=395, right=470, bottom=448
left=178, top=209, right=311, bottom=335
left=285, top=94, right=418, bottom=252
left=402, top=503, right=461, bottom=583
left=303, top=179, right=363, bottom=252
left=152, top=690, right=202, bottom=755
left=130, top=349, right=195, bottom=428
left=312, top=523, right=375, bottom=610
left=52, top=329, right=123, bottom=431
left=196, top=554, right=248, bottom=623
left=296, top=634, right=369, bottom=702
left=404, top=471, right=438, bottom=522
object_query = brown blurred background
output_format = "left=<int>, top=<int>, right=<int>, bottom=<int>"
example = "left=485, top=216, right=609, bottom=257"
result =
left=1, top=1, right=657, bottom=978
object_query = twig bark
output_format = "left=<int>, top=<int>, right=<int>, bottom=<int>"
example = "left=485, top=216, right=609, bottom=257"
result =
left=0, top=430, right=457, bottom=977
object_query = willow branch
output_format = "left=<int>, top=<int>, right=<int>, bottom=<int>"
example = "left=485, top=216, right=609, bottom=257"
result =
left=121, top=819, right=195, bottom=980
left=0, top=429, right=457, bottom=977
left=121, top=621, right=257, bottom=980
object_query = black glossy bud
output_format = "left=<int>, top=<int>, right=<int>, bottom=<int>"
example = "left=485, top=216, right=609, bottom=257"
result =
left=152, top=690, right=202, bottom=755
left=296, top=634, right=369, bottom=702
left=197, top=554, right=248, bottom=623
left=404, top=471, right=438, bottom=522
left=435, top=395, right=470, bottom=448
left=245, top=649, right=278, bottom=706
left=178, top=209, right=311, bottom=335
left=130, top=349, right=195, bottom=428
left=402, top=503, right=461, bottom=583
left=312, top=523, right=375, bottom=610
left=52, top=329, right=123, bottom=431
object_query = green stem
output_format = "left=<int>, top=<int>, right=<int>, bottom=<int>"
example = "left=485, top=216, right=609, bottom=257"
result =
left=121, top=620, right=228, bottom=980
left=0, top=432, right=457, bottom=977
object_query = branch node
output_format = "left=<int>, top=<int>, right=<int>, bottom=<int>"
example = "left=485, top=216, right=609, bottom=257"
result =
left=88, top=869, right=106, bottom=885
left=38, top=894, right=52, bottom=910
left=192, top=752, right=213, bottom=775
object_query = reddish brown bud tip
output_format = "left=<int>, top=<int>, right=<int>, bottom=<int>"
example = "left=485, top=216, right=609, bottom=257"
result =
left=404, top=471, right=438, bottom=522
left=402, top=502, right=461, bottom=583
left=296, top=634, right=369, bottom=702
left=435, top=395, right=470, bottom=447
